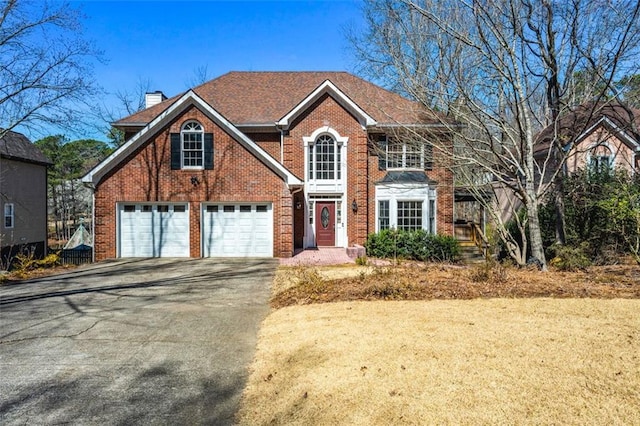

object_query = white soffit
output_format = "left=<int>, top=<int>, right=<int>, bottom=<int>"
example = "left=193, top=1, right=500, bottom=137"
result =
left=82, top=90, right=302, bottom=186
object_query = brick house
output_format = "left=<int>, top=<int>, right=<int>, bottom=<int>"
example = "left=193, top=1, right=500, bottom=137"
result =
left=83, top=72, right=454, bottom=260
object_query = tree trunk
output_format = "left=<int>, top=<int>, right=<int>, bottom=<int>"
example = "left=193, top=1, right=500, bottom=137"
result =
left=526, top=192, right=548, bottom=271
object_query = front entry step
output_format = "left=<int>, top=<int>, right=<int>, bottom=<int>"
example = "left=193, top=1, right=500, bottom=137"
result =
left=346, top=244, right=366, bottom=259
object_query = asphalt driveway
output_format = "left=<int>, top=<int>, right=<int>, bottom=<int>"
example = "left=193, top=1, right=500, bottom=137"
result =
left=0, top=258, right=276, bottom=425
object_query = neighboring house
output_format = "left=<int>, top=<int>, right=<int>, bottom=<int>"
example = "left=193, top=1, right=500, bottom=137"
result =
left=83, top=72, right=454, bottom=260
left=535, top=101, right=640, bottom=176
left=0, top=130, right=52, bottom=265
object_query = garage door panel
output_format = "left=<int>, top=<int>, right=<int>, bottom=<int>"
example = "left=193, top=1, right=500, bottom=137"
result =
left=118, top=204, right=189, bottom=258
left=202, top=203, right=273, bottom=257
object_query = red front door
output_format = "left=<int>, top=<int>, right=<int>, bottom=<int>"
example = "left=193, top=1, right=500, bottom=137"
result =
left=315, top=202, right=335, bottom=246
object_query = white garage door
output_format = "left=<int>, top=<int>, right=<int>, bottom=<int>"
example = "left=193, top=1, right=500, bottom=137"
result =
left=202, top=203, right=273, bottom=257
left=118, top=203, right=190, bottom=257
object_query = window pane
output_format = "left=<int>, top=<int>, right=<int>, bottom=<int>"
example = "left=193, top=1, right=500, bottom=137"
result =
left=174, top=205, right=186, bottom=212
left=223, top=205, right=235, bottom=212
left=123, top=205, right=135, bottom=212
left=256, top=205, right=268, bottom=212
left=314, top=135, right=335, bottom=180
left=206, top=205, right=218, bottom=213
left=182, top=121, right=204, bottom=168
left=157, top=205, right=169, bottom=213
left=378, top=200, right=390, bottom=230
left=240, top=205, right=251, bottom=212
left=397, top=201, right=423, bottom=231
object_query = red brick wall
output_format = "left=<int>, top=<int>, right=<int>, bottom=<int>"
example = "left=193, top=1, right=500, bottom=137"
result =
left=94, top=105, right=292, bottom=260
left=285, top=94, right=370, bottom=245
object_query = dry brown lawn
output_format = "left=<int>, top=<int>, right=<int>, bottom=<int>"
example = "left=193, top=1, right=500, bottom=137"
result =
left=238, top=299, right=640, bottom=425
left=238, top=264, right=640, bottom=425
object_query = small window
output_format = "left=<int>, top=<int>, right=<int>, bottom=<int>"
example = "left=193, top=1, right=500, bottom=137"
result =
left=4, top=203, right=14, bottom=228
left=206, top=205, right=218, bottom=213
left=256, top=205, right=268, bottom=212
left=240, top=205, right=251, bottom=212
left=157, top=205, right=169, bottom=213
left=142, top=205, right=152, bottom=212
left=174, top=205, right=186, bottom=213
left=123, top=205, right=135, bottom=212
left=429, top=200, right=435, bottom=234
left=223, top=205, right=235, bottom=213
left=378, top=200, right=390, bottom=231
left=336, top=201, right=342, bottom=224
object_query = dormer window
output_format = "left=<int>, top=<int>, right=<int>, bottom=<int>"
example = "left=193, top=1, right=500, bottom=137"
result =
left=181, top=121, right=204, bottom=168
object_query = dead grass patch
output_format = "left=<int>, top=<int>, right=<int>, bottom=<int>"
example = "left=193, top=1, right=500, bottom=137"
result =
left=272, top=263, right=640, bottom=308
left=237, top=299, right=640, bottom=425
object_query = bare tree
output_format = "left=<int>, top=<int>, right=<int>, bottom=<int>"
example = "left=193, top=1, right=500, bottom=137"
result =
left=350, top=0, right=640, bottom=270
left=0, top=0, right=100, bottom=139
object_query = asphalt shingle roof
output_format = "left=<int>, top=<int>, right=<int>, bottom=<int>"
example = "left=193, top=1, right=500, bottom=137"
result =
left=0, top=130, right=51, bottom=165
left=114, top=71, right=438, bottom=127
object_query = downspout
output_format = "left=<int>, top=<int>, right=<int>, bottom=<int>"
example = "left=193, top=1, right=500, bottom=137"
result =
left=276, top=124, right=285, bottom=164
left=290, top=185, right=304, bottom=252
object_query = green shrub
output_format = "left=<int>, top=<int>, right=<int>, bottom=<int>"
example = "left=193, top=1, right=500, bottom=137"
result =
left=365, top=229, right=460, bottom=262
left=355, top=255, right=368, bottom=266
left=548, top=244, right=591, bottom=271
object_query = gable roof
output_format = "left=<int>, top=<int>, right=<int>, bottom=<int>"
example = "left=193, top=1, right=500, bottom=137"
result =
left=0, top=130, right=51, bottom=166
left=114, top=71, right=438, bottom=128
left=535, top=101, right=640, bottom=155
left=82, top=90, right=303, bottom=187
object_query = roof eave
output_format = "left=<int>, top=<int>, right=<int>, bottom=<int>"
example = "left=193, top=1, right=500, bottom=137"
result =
left=83, top=91, right=302, bottom=187
left=276, top=80, right=377, bottom=129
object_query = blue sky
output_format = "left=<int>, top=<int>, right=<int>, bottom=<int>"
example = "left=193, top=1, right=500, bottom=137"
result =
left=64, top=0, right=364, bottom=141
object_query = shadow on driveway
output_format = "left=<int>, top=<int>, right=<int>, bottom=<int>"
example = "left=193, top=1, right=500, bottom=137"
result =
left=0, top=258, right=276, bottom=425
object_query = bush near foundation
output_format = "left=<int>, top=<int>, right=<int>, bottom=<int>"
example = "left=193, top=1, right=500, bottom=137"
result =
left=365, top=229, right=460, bottom=262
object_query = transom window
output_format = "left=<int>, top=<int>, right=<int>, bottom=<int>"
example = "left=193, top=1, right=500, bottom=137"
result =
left=397, top=201, right=423, bottom=231
left=182, top=121, right=204, bottom=168
left=308, top=134, right=341, bottom=180
left=4, top=203, right=14, bottom=228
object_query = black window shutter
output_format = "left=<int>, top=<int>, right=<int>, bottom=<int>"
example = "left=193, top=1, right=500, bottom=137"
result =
left=204, top=133, right=214, bottom=170
left=170, top=133, right=181, bottom=170
left=424, top=143, right=433, bottom=170
left=378, top=135, right=387, bottom=171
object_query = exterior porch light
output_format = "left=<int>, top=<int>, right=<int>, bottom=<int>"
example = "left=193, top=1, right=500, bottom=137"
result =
left=190, top=176, right=200, bottom=186
left=351, top=199, right=358, bottom=213
left=295, top=200, right=303, bottom=209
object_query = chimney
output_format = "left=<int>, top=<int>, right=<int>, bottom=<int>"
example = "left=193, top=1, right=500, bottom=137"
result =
left=145, top=91, right=166, bottom=109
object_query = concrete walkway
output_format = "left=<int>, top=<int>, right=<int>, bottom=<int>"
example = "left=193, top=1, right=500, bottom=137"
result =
left=279, top=247, right=356, bottom=266
left=0, top=258, right=275, bottom=425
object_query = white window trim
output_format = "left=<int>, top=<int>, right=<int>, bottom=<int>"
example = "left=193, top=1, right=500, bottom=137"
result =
left=4, top=203, right=14, bottom=229
left=375, top=185, right=437, bottom=233
left=303, top=126, right=348, bottom=182
left=181, top=120, right=204, bottom=170
left=587, top=142, right=615, bottom=170
left=384, top=136, right=426, bottom=170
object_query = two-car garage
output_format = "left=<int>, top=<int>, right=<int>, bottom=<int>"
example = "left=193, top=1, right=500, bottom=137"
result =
left=118, top=203, right=273, bottom=258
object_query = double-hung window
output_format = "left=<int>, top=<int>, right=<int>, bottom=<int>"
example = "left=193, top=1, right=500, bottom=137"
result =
left=384, top=136, right=431, bottom=170
left=378, top=200, right=390, bottom=230
left=181, top=121, right=204, bottom=168
left=4, top=203, right=14, bottom=228
left=397, top=201, right=423, bottom=231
